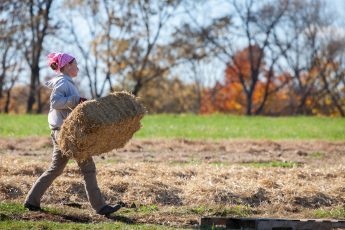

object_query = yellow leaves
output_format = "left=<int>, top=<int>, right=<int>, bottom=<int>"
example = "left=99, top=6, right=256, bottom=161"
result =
left=109, top=65, right=118, bottom=74
left=120, top=61, right=127, bottom=69
left=325, top=97, right=332, bottom=106
left=113, top=40, right=129, bottom=55
left=138, top=77, right=198, bottom=113
left=309, top=67, right=319, bottom=79
left=62, top=0, right=83, bottom=9
left=312, top=108, right=319, bottom=115
left=110, top=61, right=129, bottom=74
left=92, top=38, right=130, bottom=57
left=306, top=98, right=312, bottom=106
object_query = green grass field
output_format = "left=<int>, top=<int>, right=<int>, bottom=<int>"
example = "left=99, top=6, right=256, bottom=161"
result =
left=0, top=202, right=177, bottom=229
left=0, top=114, right=344, bottom=140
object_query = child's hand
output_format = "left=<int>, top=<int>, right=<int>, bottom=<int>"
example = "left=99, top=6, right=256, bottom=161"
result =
left=79, top=97, right=87, bottom=104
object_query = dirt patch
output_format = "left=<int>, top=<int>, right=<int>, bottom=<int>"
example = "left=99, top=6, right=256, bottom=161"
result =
left=1, top=137, right=344, bottom=166
left=106, top=139, right=345, bottom=170
left=0, top=137, right=52, bottom=151
left=0, top=183, right=23, bottom=199
left=21, top=211, right=93, bottom=223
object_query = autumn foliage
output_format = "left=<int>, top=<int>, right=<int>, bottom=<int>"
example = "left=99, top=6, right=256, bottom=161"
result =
left=201, top=45, right=274, bottom=114
left=200, top=45, right=345, bottom=116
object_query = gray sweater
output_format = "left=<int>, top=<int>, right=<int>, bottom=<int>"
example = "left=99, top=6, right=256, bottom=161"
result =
left=45, top=74, right=81, bottom=129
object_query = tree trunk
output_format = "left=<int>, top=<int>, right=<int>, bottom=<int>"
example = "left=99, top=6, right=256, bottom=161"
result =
left=36, top=72, right=42, bottom=113
left=132, top=79, right=142, bottom=96
left=0, top=74, right=4, bottom=100
left=246, top=92, right=253, bottom=116
left=25, top=0, right=52, bottom=113
left=4, top=78, right=16, bottom=113
left=296, top=89, right=310, bottom=115
left=320, top=73, right=345, bottom=117
left=27, top=73, right=36, bottom=113
left=4, top=87, right=12, bottom=113
left=27, top=65, right=40, bottom=113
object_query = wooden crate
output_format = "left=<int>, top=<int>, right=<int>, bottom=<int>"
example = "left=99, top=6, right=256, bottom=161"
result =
left=200, top=217, right=345, bottom=230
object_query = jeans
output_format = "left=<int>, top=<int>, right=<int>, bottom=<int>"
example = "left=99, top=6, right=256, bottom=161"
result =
left=24, top=130, right=106, bottom=212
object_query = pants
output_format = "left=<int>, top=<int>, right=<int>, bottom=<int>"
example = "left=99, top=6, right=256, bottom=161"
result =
left=24, top=130, right=106, bottom=212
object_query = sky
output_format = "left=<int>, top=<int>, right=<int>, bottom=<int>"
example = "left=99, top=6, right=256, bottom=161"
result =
left=332, top=0, right=345, bottom=19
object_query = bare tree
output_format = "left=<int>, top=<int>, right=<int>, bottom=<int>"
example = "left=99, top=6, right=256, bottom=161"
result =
left=314, top=39, right=345, bottom=116
left=63, top=0, right=104, bottom=98
left=0, top=1, right=23, bottom=113
left=112, top=0, right=183, bottom=96
left=0, top=35, right=12, bottom=104
left=64, top=0, right=183, bottom=98
left=17, top=0, right=55, bottom=113
left=169, top=19, right=211, bottom=113
left=277, top=0, right=333, bottom=115
left=185, top=0, right=290, bottom=115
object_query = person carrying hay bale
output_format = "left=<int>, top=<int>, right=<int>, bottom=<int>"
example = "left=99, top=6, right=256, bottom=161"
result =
left=24, top=52, right=122, bottom=216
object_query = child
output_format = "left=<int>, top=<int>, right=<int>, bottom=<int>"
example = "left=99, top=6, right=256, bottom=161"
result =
left=24, top=52, right=121, bottom=215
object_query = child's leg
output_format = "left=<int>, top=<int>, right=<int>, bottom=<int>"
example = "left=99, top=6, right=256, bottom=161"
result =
left=24, top=131, right=68, bottom=207
left=77, top=157, right=106, bottom=212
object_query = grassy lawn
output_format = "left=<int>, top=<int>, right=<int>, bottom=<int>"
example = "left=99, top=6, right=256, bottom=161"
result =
left=0, top=114, right=344, bottom=140
left=0, top=203, right=183, bottom=230
left=4, top=202, right=343, bottom=229
left=0, top=221, right=176, bottom=230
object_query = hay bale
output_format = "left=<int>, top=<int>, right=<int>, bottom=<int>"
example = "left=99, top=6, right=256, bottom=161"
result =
left=58, top=91, right=146, bottom=161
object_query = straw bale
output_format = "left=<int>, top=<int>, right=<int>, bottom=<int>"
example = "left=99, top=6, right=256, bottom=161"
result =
left=58, top=91, right=146, bottom=161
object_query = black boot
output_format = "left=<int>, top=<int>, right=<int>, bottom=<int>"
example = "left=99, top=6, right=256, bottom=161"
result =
left=24, top=202, right=42, bottom=211
left=97, top=204, right=121, bottom=215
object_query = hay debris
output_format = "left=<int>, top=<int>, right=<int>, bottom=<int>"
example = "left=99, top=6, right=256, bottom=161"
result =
left=58, top=91, right=146, bottom=161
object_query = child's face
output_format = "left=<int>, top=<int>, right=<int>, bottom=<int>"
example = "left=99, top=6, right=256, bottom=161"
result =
left=65, top=60, right=79, bottom=77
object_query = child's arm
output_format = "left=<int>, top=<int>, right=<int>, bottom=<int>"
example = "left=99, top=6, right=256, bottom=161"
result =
left=50, top=80, right=80, bottom=110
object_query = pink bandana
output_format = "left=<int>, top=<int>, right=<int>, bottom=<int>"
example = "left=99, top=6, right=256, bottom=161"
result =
left=47, top=52, right=75, bottom=72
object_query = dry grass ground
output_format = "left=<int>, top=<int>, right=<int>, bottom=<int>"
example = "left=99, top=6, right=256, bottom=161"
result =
left=0, top=137, right=344, bottom=228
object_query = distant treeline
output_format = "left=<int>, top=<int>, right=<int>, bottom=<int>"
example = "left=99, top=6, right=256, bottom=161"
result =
left=0, top=0, right=344, bottom=116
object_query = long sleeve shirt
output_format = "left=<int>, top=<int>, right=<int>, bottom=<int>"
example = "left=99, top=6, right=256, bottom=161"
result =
left=45, top=74, right=81, bottom=129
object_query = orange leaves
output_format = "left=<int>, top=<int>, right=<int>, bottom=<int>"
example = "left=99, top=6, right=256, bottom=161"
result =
left=200, top=82, right=246, bottom=114
left=201, top=45, right=268, bottom=115
left=225, top=45, right=263, bottom=85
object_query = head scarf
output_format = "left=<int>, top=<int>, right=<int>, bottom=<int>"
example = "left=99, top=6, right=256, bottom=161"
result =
left=47, top=52, right=75, bottom=72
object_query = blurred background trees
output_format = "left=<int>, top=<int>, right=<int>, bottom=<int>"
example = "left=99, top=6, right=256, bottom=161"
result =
left=0, top=0, right=344, bottom=116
